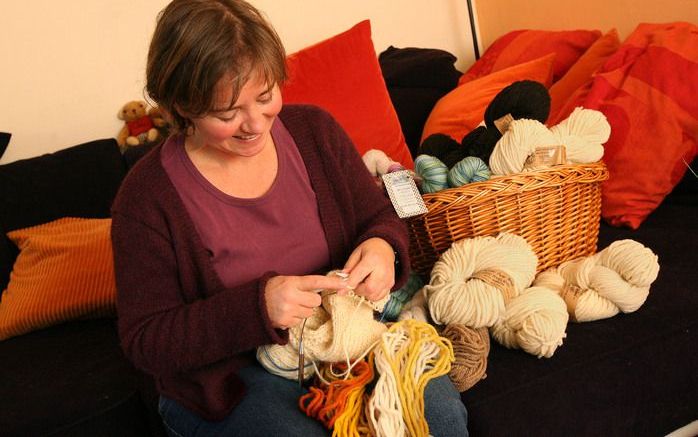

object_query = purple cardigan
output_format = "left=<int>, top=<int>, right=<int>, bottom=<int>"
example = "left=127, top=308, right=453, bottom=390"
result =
left=111, top=104, right=410, bottom=421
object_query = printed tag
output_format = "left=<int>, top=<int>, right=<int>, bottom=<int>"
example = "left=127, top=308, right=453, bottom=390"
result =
left=524, top=145, right=567, bottom=170
left=382, top=170, right=428, bottom=218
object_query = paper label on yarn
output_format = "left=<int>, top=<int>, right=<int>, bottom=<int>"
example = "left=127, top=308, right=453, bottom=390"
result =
left=382, top=170, right=428, bottom=218
left=494, top=113, right=514, bottom=134
left=524, top=145, right=567, bottom=170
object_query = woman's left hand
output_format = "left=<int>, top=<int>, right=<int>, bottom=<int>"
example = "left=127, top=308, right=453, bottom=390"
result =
left=342, top=237, right=395, bottom=302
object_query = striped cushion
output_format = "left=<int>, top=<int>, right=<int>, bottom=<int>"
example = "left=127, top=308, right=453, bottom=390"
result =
left=0, top=218, right=115, bottom=340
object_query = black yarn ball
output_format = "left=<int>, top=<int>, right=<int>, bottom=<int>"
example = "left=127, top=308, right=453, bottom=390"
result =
left=484, top=80, right=551, bottom=132
left=419, top=133, right=461, bottom=164
left=461, top=126, right=501, bottom=163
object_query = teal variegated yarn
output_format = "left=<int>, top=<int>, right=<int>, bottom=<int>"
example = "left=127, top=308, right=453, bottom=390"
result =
left=380, top=273, right=425, bottom=322
left=414, top=154, right=449, bottom=193
left=448, top=156, right=491, bottom=188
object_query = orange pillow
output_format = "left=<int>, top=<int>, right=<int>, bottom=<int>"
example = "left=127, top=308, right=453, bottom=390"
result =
left=548, top=29, right=621, bottom=123
left=0, top=218, right=116, bottom=340
left=282, top=20, right=413, bottom=169
left=460, top=29, right=602, bottom=85
left=422, top=54, right=555, bottom=144
left=577, top=23, right=698, bottom=229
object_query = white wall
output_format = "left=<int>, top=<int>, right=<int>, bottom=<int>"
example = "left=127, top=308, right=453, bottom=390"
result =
left=0, top=0, right=474, bottom=164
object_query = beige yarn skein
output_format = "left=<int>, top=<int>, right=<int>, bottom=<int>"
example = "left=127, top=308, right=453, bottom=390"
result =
left=550, top=107, right=609, bottom=164
left=489, top=286, right=569, bottom=358
left=398, top=289, right=429, bottom=323
left=424, top=233, right=538, bottom=328
left=533, top=239, right=660, bottom=322
left=488, top=119, right=559, bottom=176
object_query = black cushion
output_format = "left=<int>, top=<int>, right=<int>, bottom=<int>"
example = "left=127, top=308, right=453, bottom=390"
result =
left=0, top=138, right=126, bottom=292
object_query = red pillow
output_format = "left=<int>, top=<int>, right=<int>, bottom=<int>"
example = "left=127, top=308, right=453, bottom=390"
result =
left=460, top=29, right=602, bottom=85
left=574, top=22, right=698, bottom=229
left=282, top=20, right=413, bottom=169
left=548, top=29, right=621, bottom=123
left=422, top=54, right=555, bottom=144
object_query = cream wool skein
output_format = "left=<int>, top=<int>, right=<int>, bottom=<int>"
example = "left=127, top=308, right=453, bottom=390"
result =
left=550, top=107, right=610, bottom=164
left=397, top=289, right=429, bottom=323
left=534, top=239, right=660, bottom=322
left=488, top=118, right=559, bottom=175
left=489, top=286, right=569, bottom=358
left=424, top=233, right=538, bottom=328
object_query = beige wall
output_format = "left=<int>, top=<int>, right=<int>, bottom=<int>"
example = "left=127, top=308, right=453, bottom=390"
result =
left=473, top=0, right=698, bottom=50
left=0, top=0, right=474, bottom=164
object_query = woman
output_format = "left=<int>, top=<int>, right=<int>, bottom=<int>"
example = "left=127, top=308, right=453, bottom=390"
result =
left=111, top=0, right=468, bottom=435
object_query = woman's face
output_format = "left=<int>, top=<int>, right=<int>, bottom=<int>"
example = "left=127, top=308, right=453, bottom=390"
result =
left=185, top=72, right=283, bottom=158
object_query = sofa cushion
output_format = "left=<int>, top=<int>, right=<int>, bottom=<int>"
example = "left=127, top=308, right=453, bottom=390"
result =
left=0, top=138, right=125, bottom=293
left=1, top=218, right=116, bottom=341
left=282, top=20, right=414, bottom=168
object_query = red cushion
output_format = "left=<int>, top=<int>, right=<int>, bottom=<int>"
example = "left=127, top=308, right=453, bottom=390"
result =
left=548, top=29, right=621, bottom=123
left=460, top=29, right=602, bottom=85
left=574, top=23, right=698, bottom=229
left=282, top=20, right=413, bottom=168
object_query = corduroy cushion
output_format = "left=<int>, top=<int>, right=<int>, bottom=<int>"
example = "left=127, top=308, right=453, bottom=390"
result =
left=460, top=29, right=602, bottom=85
left=282, top=20, right=414, bottom=169
left=421, top=54, right=555, bottom=144
left=0, top=217, right=116, bottom=340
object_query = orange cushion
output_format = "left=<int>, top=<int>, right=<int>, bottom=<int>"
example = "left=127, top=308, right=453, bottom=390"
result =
left=576, top=23, right=698, bottom=229
left=421, top=54, right=555, bottom=144
left=548, top=29, right=621, bottom=123
left=282, top=20, right=413, bottom=169
left=460, top=29, right=602, bottom=86
left=0, top=218, right=116, bottom=340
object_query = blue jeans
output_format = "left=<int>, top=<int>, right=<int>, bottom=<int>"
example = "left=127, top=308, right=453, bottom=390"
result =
left=158, top=364, right=468, bottom=437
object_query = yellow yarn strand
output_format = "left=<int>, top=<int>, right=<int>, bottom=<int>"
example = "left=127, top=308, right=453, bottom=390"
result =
left=369, top=319, right=454, bottom=437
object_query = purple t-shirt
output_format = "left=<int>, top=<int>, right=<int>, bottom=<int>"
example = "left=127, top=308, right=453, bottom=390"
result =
left=161, top=119, right=330, bottom=288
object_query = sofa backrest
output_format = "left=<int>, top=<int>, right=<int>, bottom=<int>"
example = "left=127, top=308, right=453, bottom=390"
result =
left=0, top=138, right=127, bottom=292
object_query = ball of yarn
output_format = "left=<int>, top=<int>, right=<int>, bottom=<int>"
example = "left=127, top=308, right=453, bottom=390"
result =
left=381, top=273, right=425, bottom=322
left=484, top=80, right=551, bottom=132
left=461, top=126, right=502, bottom=163
left=398, top=289, right=429, bottom=323
left=488, top=119, right=559, bottom=176
left=441, top=324, right=490, bottom=392
left=419, top=133, right=460, bottom=162
left=414, top=154, right=449, bottom=193
left=594, top=239, right=659, bottom=287
left=424, top=233, right=538, bottom=328
left=447, top=156, right=491, bottom=187
left=549, top=107, right=609, bottom=164
left=489, top=286, right=569, bottom=358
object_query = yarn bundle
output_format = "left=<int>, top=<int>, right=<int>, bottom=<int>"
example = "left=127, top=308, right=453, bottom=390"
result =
left=367, top=319, right=454, bottom=437
left=256, top=272, right=389, bottom=381
left=489, top=107, right=611, bottom=176
left=489, top=286, right=569, bottom=358
left=380, top=272, right=425, bottom=322
left=533, top=239, right=660, bottom=322
left=414, top=154, right=449, bottom=193
left=423, top=232, right=538, bottom=328
left=440, top=324, right=490, bottom=391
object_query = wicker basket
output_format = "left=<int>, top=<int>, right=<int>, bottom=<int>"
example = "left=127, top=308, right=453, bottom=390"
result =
left=406, top=162, right=609, bottom=275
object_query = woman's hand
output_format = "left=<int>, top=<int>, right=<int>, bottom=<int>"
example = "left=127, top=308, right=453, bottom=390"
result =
left=264, top=275, right=348, bottom=330
left=343, top=237, right=396, bottom=302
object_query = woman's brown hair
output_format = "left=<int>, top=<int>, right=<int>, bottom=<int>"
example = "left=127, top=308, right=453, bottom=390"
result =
left=146, top=0, right=287, bottom=132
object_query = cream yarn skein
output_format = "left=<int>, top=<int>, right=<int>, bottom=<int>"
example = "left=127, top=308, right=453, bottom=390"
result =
left=533, top=239, right=660, bottom=322
left=550, top=107, right=609, bottom=164
left=488, top=118, right=559, bottom=176
left=398, top=289, right=429, bottom=323
left=424, top=233, right=538, bottom=328
left=489, top=286, right=569, bottom=358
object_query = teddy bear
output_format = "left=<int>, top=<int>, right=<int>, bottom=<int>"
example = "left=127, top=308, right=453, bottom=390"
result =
left=116, top=100, right=167, bottom=148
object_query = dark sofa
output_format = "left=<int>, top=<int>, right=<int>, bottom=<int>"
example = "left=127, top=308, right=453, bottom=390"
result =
left=1, top=47, right=696, bottom=436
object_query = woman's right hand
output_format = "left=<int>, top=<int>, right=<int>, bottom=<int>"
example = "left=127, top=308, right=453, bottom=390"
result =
left=264, top=275, right=348, bottom=330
